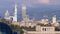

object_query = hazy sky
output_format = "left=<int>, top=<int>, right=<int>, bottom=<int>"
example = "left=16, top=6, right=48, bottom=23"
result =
left=0, top=0, right=60, bottom=8
left=0, top=0, right=60, bottom=19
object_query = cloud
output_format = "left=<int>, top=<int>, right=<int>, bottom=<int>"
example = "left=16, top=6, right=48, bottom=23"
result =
left=19, top=0, right=50, bottom=7
left=24, top=0, right=50, bottom=7
left=0, top=0, right=60, bottom=8
left=25, top=0, right=60, bottom=7
left=38, top=0, right=50, bottom=4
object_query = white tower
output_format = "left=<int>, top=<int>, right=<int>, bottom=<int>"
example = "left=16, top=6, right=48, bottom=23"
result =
left=13, top=4, right=17, bottom=22
left=5, top=10, right=10, bottom=20
left=52, top=15, right=56, bottom=24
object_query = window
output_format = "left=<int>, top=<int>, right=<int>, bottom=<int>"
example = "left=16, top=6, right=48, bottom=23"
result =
left=42, top=28, right=46, bottom=31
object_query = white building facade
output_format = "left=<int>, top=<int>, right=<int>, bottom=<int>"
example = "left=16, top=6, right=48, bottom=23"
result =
left=23, top=25, right=60, bottom=34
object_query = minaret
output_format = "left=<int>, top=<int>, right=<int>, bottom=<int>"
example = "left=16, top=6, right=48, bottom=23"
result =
left=52, top=15, right=56, bottom=24
left=13, top=4, right=17, bottom=22
left=5, top=10, right=10, bottom=20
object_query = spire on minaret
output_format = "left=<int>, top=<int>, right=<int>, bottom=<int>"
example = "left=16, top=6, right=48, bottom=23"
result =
left=4, top=10, right=10, bottom=20
left=14, top=4, right=17, bottom=16
left=13, top=4, right=17, bottom=22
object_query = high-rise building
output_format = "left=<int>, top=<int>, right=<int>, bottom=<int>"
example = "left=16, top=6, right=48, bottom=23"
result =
left=4, top=10, right=10, bottom=20
left=21, top=4, right=30, bottom=26
left=13, top=4, right=17, bottom=22
left=22, top=4, right=29, bottom=21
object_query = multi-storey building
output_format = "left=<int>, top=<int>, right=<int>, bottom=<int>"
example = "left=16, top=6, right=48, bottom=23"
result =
left=23, top=25, right=60, bottom=34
